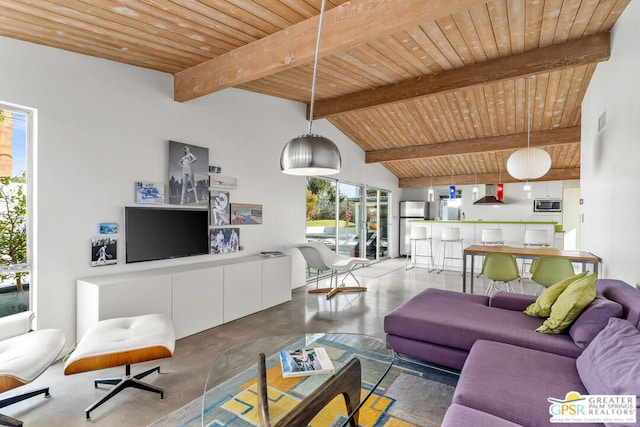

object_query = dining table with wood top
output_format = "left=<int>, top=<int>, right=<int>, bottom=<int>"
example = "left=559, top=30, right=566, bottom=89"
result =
left=463, top=245, right=601, bottom=294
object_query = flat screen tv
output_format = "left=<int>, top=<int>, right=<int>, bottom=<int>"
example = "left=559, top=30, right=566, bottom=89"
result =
left=125, top=206, right=209, bottom=263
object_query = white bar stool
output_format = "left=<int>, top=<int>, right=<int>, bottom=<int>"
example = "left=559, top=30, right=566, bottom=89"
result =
left=436, top=227, right=463, bottom=274
left=522, top=229, right=550, bottom=275
left=476, top=228, right=504, bottom=277
left=405, top=226, right=434, bottom=271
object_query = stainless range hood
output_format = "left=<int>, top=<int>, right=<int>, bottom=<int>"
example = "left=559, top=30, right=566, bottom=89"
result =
left=473, top=184, right=504, bottom=205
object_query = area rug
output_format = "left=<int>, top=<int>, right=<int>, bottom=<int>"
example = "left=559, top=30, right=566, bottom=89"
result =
left=352, top=259, right=406, bottom=279
left=149, top=350, right=457, bottom=427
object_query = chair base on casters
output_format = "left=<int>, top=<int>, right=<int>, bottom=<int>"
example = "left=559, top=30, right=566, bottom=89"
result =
left=86, top=364, right=163, bottom=420
left=0, top=388, right=52, bottom=427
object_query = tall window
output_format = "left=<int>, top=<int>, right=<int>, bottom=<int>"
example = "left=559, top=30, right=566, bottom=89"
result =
left=0, top=103, right=31, bottom=318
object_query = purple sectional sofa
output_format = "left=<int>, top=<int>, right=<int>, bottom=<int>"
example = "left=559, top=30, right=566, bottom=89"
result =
left=384, top=279, right=640, bottom=426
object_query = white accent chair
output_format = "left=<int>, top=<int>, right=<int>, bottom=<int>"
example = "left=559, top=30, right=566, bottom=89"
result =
left=64, top=314, right=175, bottom=420
left=0, top=311, right=65, bottom=427
left=296, top=242, right=371, bottom=299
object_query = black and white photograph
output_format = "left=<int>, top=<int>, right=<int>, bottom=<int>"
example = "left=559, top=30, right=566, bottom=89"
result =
left=91, top=237, right=117, bottom=266
left=135, top=181, right=164, bottom=204
left=168, top=140, right=209, bottom=206
left=210, top=190, right=230, bottom=226
left=209, top=175, right=236, bottom=190
left=210, top=228, right=240, bottom=254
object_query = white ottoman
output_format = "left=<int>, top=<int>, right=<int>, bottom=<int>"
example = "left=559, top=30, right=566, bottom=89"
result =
left=64, top=314, right=175, bottom=420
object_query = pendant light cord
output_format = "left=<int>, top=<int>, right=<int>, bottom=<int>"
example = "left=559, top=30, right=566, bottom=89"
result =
left=308, top=0, right=327, bottom=134
left=526, top=76, right=532, bottom=148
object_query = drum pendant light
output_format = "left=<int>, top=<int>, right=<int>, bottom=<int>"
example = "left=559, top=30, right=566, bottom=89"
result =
left=507, top=76, right=551, bottom=181
left=280, top=0, right=341, bottom=175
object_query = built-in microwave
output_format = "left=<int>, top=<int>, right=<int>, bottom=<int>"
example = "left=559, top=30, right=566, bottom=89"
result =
left=533, top=199, right=562, bottom=212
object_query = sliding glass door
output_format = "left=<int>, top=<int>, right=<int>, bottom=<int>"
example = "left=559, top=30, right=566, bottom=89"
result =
left=305, top=178, right=389, bottom=280
left=366, top=188, right=389, bottom=261
left=337, top=182, right=363, bottom=257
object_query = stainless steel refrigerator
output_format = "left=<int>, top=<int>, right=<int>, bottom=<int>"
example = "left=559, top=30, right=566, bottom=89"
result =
left=399, top=201, right=429, bottom=256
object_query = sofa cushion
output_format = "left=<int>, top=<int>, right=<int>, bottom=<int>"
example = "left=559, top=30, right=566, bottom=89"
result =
left=536, top=274, right=597, bottom=334
left=576, top=318, right=640, bottom=401
left=453, top=340, right=590, bottom=426
left=384, top=288, right=581, bottom=358
left=596, top=279, right=640, bottom=328
left=524, top=272, right=587, bottom=318
left=489, top=292, right=536, bottom=312
left=442, top=403, right=523, bottom=427
left=569, top=296, right=623, bottom=349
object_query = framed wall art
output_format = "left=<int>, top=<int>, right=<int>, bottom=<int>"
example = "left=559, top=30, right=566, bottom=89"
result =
left=91, top=237, right=117, bottom=266
left=135, top=181, right=165, bottom=204
left=210, top=228, right=240, bottom=254
left=168, top=140, right=209, bottom=206
left=210, top=190, right=230, bottom=226
left=231, top=203, right=262, bottom=224
left=209, top=175, right=236, bottom=190
left=99, top=223, right=118, bottom=234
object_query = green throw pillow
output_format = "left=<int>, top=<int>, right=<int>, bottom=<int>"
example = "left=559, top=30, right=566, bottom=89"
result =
left=536, top=273, right=598, bottom=334
left=524, top=272, right=588, bottom=318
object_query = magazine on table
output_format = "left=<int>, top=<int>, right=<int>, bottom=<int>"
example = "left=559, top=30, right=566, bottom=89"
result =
left=279, top=347, right=335, bottom=377
left=260, top=251, right=285, bottom=257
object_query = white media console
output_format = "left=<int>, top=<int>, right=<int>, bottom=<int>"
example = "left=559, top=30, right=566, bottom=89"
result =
left=76, top=255, right=292, bottom=340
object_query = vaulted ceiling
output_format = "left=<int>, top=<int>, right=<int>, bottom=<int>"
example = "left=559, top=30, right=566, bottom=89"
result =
left=0, top=0, right=630, bottom=187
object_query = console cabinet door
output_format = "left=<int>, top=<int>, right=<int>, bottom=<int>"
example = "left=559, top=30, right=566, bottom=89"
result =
left=262, top=256, right=292, bottom=309
left=224, top=260, right=262, bottom=322
left=172, top=267, right=224, bottom=339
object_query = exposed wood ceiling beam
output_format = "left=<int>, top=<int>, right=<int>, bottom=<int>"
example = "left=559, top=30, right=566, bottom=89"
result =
left=174, top=0, right=487, bottom=102
left=366, top=126, right=580, bottom=163
left=314, top=33, right=610, bottom=118
left=399, top=168, right=581, bottom=188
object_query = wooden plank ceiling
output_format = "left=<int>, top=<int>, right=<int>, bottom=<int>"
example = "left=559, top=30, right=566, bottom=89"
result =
left=0, top=0, right=630, bottom=187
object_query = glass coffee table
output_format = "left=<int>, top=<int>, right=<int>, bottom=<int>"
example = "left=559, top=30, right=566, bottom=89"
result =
left=202, top=333, right=394, bottom=426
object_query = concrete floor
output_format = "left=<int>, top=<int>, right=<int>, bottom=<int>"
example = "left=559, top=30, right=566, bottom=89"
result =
left=2, top=258, right=540, bottom=427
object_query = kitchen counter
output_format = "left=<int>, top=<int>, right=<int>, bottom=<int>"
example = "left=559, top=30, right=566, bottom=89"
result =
left=410, top=220, right=558, bottom=225
left=407, top=220, right=558, bottom=272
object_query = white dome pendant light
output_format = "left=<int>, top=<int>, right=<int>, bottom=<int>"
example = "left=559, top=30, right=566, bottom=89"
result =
left=280, top=0, right=341, bottom=175
left=507, top=76, right=551, bottom=181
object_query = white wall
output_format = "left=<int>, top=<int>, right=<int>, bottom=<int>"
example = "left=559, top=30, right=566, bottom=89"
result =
left=581, top=0, right=640, bottom=287
left=0, top=36, right=399, bottom=343
left=402, top=180, right=576, bottom=223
